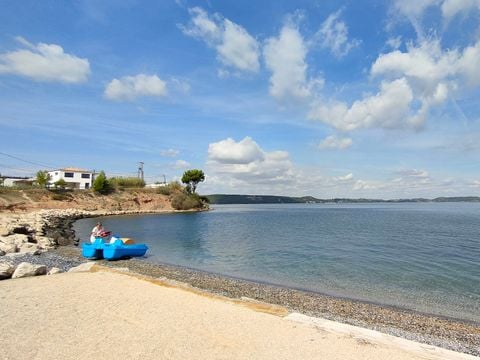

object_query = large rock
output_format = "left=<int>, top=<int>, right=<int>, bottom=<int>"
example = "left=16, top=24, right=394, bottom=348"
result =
left=68, top=262, right=96, bottom=273
left=12, top=262, right=47, bottom=279
left=0, top=242, right=17, bottom=254
left=47, top=267, right=62, bottom=275
left=0, top=263, right=15, bottom=280
left=18, top=243, right=41, bottom=254
left=0, top=226, right=10, bottom=236
left=9, top=234, right=30, bottom=246
left=35, top=236, right=55, bottom=248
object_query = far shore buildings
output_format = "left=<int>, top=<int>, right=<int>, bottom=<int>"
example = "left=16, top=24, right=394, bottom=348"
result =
left=47, top=167, right=95, bottom=190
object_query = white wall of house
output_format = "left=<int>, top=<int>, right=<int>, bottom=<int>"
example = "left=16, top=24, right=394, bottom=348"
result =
left=48, top=169, right=94, bottom=189
left=2, top=177, right=34, bottom=187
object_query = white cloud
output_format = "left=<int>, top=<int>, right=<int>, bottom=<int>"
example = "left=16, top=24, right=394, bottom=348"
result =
left=311, top=38, right=480, bottom=132
left=208, top=137, right=264, bottom=164
left=309, top=78, right=414, bottom=131
left=314, top=10, right=360, bottom=58
left=395, top=169, right=430, bottom=178
left=393, top=0, right=440, bottom=18
left=337, top=173, right=354, bottom=181
left=318, top=135, right=353, bottom=150
left=0, top=37, right=90, bottom=83
left=387, top=36, right=402, bottom=50
left=441, top=0, right=480, bottom=19
left=263, top=24, right=314, bottom=101
left=104, top=74, right=168, bottom=101
left=181, top=7, right=259, bottom=73
left=393, top=0, right=480, bottom=23
left=207, top=137, right=295, bottom=187
left=160, top=149, right=179, bottom=157
left=173, top=159, right=190, bottom=169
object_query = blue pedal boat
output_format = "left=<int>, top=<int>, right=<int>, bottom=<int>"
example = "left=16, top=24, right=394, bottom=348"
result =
left=81, top=238, right=105, bottom=259
left=82, top=238, right=148, bottom=260
left=103, top=240, right=148, bottom=260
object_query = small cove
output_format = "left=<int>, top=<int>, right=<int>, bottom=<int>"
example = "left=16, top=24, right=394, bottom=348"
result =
left=74, top=202, right=480, bottom=323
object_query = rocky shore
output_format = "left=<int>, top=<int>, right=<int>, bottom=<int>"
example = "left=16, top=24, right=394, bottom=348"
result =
left=1, top=209, right=479, bottom=357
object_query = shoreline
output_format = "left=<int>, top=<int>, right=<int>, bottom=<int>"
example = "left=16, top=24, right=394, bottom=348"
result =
left=1, top=208, right=479, bottom=356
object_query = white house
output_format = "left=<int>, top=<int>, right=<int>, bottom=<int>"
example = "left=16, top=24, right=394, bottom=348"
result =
left=1, top=176, right=35, bottom=187
left=48, top=168, right=95, bottom=190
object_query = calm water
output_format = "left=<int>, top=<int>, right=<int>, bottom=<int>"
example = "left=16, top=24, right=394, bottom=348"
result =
left=74, top=203, right=480, bottom=323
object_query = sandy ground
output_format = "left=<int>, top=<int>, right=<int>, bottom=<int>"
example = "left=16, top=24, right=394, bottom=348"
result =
left=0, top=269, right=477, bottom=360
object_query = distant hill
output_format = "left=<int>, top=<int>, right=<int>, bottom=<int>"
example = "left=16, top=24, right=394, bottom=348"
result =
left=206, top=194, right=480, bottom=204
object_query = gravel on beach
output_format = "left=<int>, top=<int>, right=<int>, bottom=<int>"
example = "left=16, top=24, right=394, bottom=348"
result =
left=40, top=245, right=480, bottom=357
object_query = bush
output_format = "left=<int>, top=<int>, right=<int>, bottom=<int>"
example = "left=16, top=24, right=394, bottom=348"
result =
left=109, top=177, right=145, bottom=190
left=156, top=181, right=183, bottom=196
left=92, top=171, right=113, bottom=194
left=171, top=192, right=204, bottom=210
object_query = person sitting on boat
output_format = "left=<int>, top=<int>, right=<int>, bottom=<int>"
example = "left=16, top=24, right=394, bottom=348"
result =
left=90, top=222, right=111, bottom=243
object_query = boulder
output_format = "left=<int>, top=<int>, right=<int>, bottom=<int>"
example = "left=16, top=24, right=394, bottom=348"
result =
left=10, top=234, right=30, bottom=246
left=18, top=243, right=41, bottom=254
left=0, top=242, right=17, bottom=254
left=0, top=226, right=10, bottom=236
left=68, top=262, right=96, bottom=273
left=35, top=236, right=55, bottom=248
left=0, top=263, right=15, bottom=280
left=47, top=267, right=62, bottom=275
left=12, top=262, right=47, bottom=279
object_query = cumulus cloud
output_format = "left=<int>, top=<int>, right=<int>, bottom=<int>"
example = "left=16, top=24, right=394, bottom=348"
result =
left=207, top=137, right=295, bottom=186
left=314, top=10, right=360, bottom=58
left=309, top=78, right=414, bottom=131
left=208, top=137, right=264, bottom=164
left=104, top=74, right=168, bottom=101
left=311, top=38, right=480, bottom=131
left=0, top=37, right=90, bottom=83
left=181, top=7, right=259, bottom=73
left=318, top=135, right=353, bottom=150
left=263, top=23, right=315, bottom=101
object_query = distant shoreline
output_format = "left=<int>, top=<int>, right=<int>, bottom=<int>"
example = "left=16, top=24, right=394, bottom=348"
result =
left=207, top=194, right=480, bottom=204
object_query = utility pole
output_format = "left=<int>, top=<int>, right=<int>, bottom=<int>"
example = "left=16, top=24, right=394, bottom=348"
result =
left=162, top=174, right=166, bottom=184
left=138, top=162, right=144, bottom=181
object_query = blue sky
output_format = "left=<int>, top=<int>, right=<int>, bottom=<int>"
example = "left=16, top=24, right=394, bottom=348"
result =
left=1, top=0, right=480, bottom=198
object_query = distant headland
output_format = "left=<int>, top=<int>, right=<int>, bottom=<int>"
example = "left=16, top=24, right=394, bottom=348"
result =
left=206, top=194, right=480, bottom=204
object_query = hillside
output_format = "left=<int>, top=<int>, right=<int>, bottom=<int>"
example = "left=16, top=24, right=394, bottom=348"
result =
left=0, top=188, right=176, bottom=213
left=207, top=194, right=480, bottom=204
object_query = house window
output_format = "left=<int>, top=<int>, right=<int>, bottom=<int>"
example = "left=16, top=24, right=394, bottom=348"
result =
left=81, top=173, right=90, bottom=179
left=55, top=172, right=58, bottom=175
left=64, top=172, right=74, bottom=178
left=85, top=183, right=90, bottom=189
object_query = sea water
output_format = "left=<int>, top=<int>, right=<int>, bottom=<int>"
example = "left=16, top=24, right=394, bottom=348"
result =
left=74, top=203, right=480, bottom=323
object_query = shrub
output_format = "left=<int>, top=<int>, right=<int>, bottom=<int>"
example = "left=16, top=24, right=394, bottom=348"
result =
left=92, top=171, right=113, bottom=194
left=109, top=177, right=145, bottom=190
left=171, top=192, right=204, bottom=210
left=156, top=181, right=183, bottom=196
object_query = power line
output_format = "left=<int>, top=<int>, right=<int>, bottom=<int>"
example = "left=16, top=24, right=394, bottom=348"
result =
left=0, top=151, right=58, bottom=169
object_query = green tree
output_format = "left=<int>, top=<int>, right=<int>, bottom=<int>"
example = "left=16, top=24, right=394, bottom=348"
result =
left=54, top=178, right=68, bottom=190
left=36, top=170, right=51, bottom=188
left=92, top=171, right=112, bottom=194
left=181, top=169, right=205, bottom=194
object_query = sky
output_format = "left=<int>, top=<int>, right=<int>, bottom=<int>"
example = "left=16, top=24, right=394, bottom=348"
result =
left=1, top=0, right=480, bottom=198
